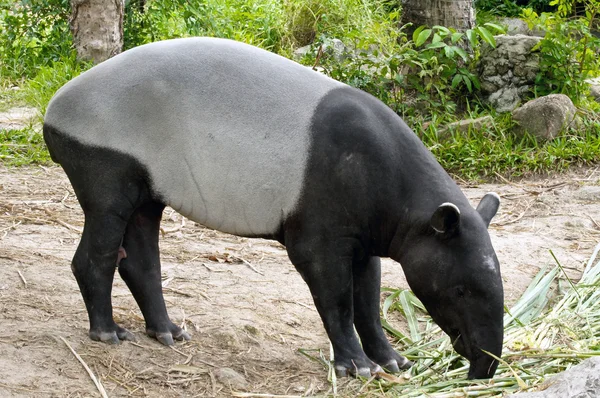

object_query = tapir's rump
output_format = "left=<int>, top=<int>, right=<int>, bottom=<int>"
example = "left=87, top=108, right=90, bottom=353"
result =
left=45, top=37, right=342, bottom=236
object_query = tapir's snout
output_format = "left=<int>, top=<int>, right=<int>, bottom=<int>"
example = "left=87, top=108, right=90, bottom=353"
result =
left=467, top=351, right=500, bottom=379
left=451, top=325, right=502, bottom=380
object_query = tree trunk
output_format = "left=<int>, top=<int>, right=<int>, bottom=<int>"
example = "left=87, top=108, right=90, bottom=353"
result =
left=70, top=0, right=124, bottom=64
left=401, top=0, right=474, bottom=37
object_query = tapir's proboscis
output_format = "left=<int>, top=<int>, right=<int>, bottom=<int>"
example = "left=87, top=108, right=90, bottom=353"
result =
left=43, top=37, right=504, bottom=380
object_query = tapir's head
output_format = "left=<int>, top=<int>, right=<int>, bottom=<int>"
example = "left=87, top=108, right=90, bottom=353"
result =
left=397, top=192, right=503, bottom=379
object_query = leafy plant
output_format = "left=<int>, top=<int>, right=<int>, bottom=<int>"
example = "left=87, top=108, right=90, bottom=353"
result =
left=0, top=0, right=75, bottom=80
left=522, top=4, right=600, bottom=99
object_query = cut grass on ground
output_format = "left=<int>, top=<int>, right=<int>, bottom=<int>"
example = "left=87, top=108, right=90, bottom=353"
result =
left=365, top=244, right=600, bottom=397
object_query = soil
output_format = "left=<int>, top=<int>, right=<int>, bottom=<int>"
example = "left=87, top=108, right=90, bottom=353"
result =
left=1, top=164, right=600, bottom=397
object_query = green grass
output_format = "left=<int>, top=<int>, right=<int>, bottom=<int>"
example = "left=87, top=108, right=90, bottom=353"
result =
left=0, top=125, right=51, bottom=165
left=415, top=114, right=600, bottom=180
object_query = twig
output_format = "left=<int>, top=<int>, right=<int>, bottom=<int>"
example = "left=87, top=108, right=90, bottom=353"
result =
left=59, top=336, right=109, bottom=398
left=232, top=255, right=264, bottom=275
left=17, top=270, right=27, bottom=288
left=160, top=217, right=186, bottom=236
left=312, top=44, right=324, bottom=71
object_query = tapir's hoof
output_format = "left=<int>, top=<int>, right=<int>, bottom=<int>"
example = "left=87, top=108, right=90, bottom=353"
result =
left=147, top=325, right=191, bottom=346
left=382, top=357, right=413, bottom=373
left=90, top=326, right=135, bottom=344
left=334, top=362, right=383, bottom=378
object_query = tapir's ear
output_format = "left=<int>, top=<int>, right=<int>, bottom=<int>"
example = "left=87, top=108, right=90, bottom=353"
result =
left=476, top=192, right=500, bottom=228
left=431, top=203, right=461, bottom=236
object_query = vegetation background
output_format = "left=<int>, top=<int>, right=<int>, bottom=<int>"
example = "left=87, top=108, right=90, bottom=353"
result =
left=1, top=0, right=600, bottom=179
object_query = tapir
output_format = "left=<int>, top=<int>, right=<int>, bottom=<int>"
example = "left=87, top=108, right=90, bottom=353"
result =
left=43, top=37, right=504, bottom=379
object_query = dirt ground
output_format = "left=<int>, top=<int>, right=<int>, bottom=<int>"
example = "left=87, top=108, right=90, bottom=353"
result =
left=1, top=164, right=600, bottom=397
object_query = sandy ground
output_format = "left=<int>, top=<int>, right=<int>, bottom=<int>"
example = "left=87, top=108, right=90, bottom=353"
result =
left=1, top=164, right=600, bottom=397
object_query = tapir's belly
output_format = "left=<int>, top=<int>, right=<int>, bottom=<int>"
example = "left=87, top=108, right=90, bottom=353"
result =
left=45, top=38, right=342, bottom=236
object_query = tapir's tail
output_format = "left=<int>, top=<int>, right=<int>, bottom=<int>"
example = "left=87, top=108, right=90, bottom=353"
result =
left=42, top=123, right=61, bottom=164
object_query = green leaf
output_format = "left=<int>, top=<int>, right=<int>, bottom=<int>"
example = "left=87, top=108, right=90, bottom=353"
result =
left=451, top=73, right=462, bottom=89
left=425, top=41, right=446, bottom=50
left=462, top=74, right=472, bottom=92
left=484, top=22, right=505, bottom=33
left=451, top=32, right=463, bottom=44
left=476, top=26, right=496, bottom=47
left=432, top=25, right=450, bottom=34
left=444, top=45, right=455, bottom=58
left=415, top=28, right=432, bottom=47
left=412, top=25, right=427, bottom=43
left=453, top=46, right=468, bottom=62
left=466, top=29, right=477, bottom=47
left=399, top=290, right=421, bottom=342
left=432, top=33, right=442, bottom=44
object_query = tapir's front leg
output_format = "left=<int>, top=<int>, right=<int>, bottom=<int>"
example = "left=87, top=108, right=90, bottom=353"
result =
left=286, top=232, right=382, bottom=377
left=118, top=202, right=191, bottom=345
left=353, top=256, right=412, bottom=372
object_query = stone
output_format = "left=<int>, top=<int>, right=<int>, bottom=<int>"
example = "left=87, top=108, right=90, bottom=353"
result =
left=489, top=86, right=521, bottom=113
left=586, top=78, right=600, bottom=103
left=508, top=357, right=600, bottom=398
left=213, top=367, right=248, bottom=390
left=438, top=116, right=495, bottom=139
left=500, top=18, right=545, bottom=37
left=292, top=38, right=350, bottom=62
left=479, top=35, right=541, bottom=112
left=511, top=94, right=577, bottom=140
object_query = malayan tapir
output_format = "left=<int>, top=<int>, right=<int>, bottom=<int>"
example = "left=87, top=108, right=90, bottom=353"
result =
left=43, top=37, right=504, bottom=379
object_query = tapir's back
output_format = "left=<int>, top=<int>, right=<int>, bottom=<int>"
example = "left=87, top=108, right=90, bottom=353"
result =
left=45, top=38, right=343, bottom=236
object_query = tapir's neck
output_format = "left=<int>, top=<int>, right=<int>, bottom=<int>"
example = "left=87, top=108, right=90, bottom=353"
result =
left=382, top=159, right=470, bottom=262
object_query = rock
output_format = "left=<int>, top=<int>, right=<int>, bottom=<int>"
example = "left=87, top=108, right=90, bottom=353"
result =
left=292, top=38, right=350, bottom=62
left=213, top=367, right=248, bottom=390
left=489, top=86, right=521, bottom=113
left=508, top=357, right=600, bottom=398
left=0, top=107, right=40, bottom=131
left=500, top=18, right=545, bottom=37
left=293, top=44, right=311, bottom=60
left=586, top=78, right=600, bottom=103
left=438, top=116, right=495, bottom=139
left=479, top=35, right=541, bottom=112
left=511, top=94, right=576, bottom=140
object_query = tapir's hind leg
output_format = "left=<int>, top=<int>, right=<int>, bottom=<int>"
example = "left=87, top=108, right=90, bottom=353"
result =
left=73, top=210, right=134, bottom=343
left=353, top=257, right=412, bottom=372
left=118, top=202, right=191, bottom=345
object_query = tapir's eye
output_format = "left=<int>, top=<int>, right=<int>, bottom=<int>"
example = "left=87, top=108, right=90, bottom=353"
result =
left=456, top=287, right=465, bottom=298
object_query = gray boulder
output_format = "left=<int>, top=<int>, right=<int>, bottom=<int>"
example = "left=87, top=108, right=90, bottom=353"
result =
left=508, top=357, right=600, bottom=398
left=512, top=94, right=577, bottom=140
left=500, top=18, right=545, bottom=37
left=479, top=35, right=541, bottom=112
left=586, top=78, right=600, bottom=103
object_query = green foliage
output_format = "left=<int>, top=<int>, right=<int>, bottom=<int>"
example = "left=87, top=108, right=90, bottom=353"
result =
left=475, top=0, right=556, bottom=16
left=0, top=126, right=51, bottom=165
left=0, top=0, right=75, bottom=80
left=19, top=59, right=88, bottom=116
left=522, top=5, right=600, bottom=99
left=321, top=22, right=503, bottom=118
left=124, top=0, right=285, bottom=51
left=416, top=115, right=600, bottom=179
